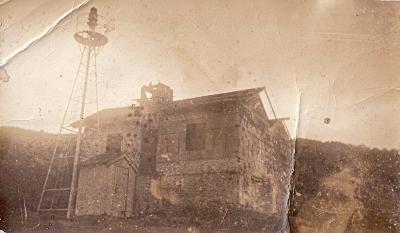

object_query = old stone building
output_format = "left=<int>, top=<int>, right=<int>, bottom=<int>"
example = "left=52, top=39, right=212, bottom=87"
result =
left=72, top=83, right=292, bottom=219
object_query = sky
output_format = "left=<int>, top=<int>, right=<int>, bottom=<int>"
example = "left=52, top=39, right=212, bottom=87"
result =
left=0, top=0, right=399, bottom=150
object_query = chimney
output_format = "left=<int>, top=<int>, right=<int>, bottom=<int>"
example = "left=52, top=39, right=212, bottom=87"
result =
left=139, top=82, right=173, bottom=107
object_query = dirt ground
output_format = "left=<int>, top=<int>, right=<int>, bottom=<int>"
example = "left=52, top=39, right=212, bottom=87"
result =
left=13, top=225, right=239, bottom=233
left=6, top=216, right=258, bottom=233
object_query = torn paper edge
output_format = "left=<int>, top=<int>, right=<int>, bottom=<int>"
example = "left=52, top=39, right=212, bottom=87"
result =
left=0, top=0, right=91, bottom=67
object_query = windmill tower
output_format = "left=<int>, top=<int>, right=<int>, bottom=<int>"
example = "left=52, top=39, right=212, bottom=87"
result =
left=36, top=7, right=110, bottom=218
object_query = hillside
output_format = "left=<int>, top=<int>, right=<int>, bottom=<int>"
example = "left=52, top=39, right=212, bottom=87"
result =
left=0, top=127, right=73, bottom=230
left=290, top=138, right=399, bottom=233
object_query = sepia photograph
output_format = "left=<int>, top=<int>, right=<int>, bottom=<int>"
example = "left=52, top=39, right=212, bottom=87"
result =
left=0, top=1, right=399, bottom=233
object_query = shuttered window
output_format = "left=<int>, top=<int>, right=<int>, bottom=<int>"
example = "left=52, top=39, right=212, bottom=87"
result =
left=106, top=134, right=123, bottom=153
left=185, top=123, right=206, bottom=151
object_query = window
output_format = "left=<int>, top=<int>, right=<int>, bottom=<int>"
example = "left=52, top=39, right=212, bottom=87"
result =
left=185, top=123, right=206, bottom=151
left=165, top=137, right=172, bottom=153
left=164, top=135, right=177, bottom=153
left=106, top=134, right=123, bottom=153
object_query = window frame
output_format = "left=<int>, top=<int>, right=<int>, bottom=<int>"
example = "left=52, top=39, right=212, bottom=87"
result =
left=105, top=133, right=123, bottom=153
left=185, top=122, right=207, bottom=151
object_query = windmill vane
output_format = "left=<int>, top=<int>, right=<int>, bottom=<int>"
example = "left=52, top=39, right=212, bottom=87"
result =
left=73, top=7, right=108, bottom=47
left=88, top=7, right=98, bottom=30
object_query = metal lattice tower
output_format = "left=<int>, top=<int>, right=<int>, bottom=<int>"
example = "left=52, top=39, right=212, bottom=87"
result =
left=37, top=7, right=109, bottom=218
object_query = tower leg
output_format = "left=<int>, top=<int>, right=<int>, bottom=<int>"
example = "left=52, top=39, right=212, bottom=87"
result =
left=36, top=47, right=86, bottom=215
left=67, top=46, right=93, bottom=219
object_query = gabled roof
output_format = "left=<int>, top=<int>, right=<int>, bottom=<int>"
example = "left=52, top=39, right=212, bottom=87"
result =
left=171, top=87, right=265, bottom=107
left=71, top=106, right=137, bottom=128
left=71, top=87, right=266, bottom=128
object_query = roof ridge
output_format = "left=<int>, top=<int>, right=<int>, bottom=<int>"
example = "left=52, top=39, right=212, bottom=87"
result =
left=71, top=86, right=266, bottom=127
left=172, top=86, right=265, bottom=103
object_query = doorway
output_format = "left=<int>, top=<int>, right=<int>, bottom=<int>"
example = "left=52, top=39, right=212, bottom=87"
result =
left=111, top=165, right=130, bottom=217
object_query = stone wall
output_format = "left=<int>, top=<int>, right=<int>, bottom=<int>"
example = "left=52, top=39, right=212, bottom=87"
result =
left=237, top=101, right=292, bottom=219
left=81, top=106, right=161, bottom=169
left=155, top=100, right=242, bottom=210
left=160, top=172, right=240, bottom=208
left=157, top=101, right=240, bottom=162
left=134, top=175, right=161, bottom=214
left=80, top=108, right=145, bottom=164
